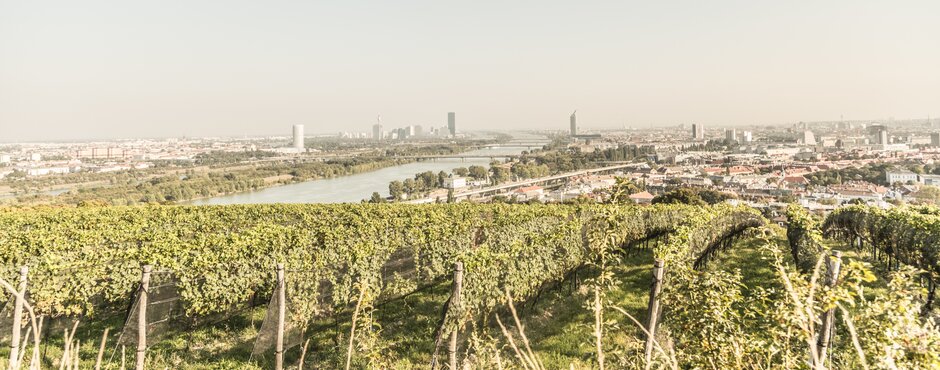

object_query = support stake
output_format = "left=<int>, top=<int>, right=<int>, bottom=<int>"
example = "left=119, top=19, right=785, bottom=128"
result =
left=275, top=263, right=286, bottom=370
left=644, top=259, right=664, bottom=368
left=814, top=251, right=842, bottom=368
left=135, top=265, right=151, bottom=370
left=448, top=262, right=464, bottom=370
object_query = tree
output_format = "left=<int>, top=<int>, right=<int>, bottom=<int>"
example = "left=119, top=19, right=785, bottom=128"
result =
left=697, top=189, right=736, bottom=204
left=468, top=165, right=488, bottom=180
left=389, top=181, right=404, bottom=200
left=490, top=166, right=510, bottom=185
left=608, top=177, right=641, bottom=204
left=446, top=188, right=455, bottom=203
left=368, top=192, right=386, bottom=203
left=652, top=188, right=706, bottom=206
left=417, top=171, right=436, bottom=190
left=403, top=178, right=418, bottom=197
left=437, top=171, right=448, bottom=188
left=453, top=167, right=469, bottom=177
left=912, top=185, right=940, bottom=204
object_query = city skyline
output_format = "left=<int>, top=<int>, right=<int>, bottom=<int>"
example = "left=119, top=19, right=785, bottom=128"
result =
left=2, top=0, right=939, bottom=142
left=3, top=114, right=940, bottom=144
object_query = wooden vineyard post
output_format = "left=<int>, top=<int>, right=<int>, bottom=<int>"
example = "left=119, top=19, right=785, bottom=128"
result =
left=448, top=262, right=463, bottom=370
left=814, top=250, right=842, bottom=368
left=94, top=327, right=110, bottom=370
left=9, top=266, right=27, bottom=369
left=275, top=263, right=286, bottom=370
left=136, top=264, right=152, bottom=370
left=644, top=259, right=664, bottom=368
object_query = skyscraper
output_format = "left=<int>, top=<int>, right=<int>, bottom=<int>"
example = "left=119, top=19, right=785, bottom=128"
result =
left=373, top=115, right=383, bottom=139
left=725, top=129, right=737, bottom=142
left=692, top=124, right=704, bottom=139
left=292, top=124, right=304, bottom=150
left=570, top=110, right=578, bottom=136
left=447, top=112, right=456, bottom=136
left=802, top=131, right=816, bottom=145
left=931, top=133, right=940, bottom=147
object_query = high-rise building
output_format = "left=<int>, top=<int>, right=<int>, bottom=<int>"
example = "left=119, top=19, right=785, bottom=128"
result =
left=932, top=133, right=940, bottom=147
left=877, top=130, right=888, bottom=145
left=570, top=110, right=578, bottom=136
left=725, top=129, right=737, bottom=142
left=802, top=130, right=816, bottom=145
left=372, top=124, right=383, bottom=139
left=292, top=124, right=304, bottom=150
left=692, top=124, right=704, bottom=139
left=447, top=112, right=456, bottom=136
left=868, top=124, right=888, bottom=144
left=742, top=131, right=753, bottom=143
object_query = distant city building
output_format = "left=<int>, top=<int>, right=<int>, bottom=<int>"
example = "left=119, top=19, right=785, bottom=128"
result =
left=692, top=124, right=704, bottom=139
left=877, top=130, right=889, bottom=145
left=292, top=124, right=304, bottom=150
left=886, top=170, right=919, bottom=185
left=570, top=110, right=578, bottom=136
left=29, top=153, right=42, bottom=162
left=801, top=131, right=816, bottom=145
left=742, top=131, right=753, bottom=143
left=725, top=129, right=737, bottom=142
left=932, top=133, right=940, bottom=147
left=868, top=125, right=889, bottom=145
left=447, top=112, right=456, bottom=136
left=0, top=154, right=10, bottom=164
left=444, top=176, right=467, bottom=189
left=373, top=123, right=383, bottom=139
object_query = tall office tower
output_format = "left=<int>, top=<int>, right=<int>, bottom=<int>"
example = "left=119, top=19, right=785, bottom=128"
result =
left=570, top=110, right=578, bottom=136
left=932, top=133, right=940, bottom=147
left=802, top=130, right=816, bottom=145
left=373, top=115, right=383, bottom=139
left=292, top=124, right=304, bottom=150
left=692, top=124, right=704, bottom=139
left=725, top=129, right=737, bottom=142
left=742, top=131, right=753, bottom=143
left=447, top=112, right=456, bottom=136
left=878, top=129, right=888, bottom=145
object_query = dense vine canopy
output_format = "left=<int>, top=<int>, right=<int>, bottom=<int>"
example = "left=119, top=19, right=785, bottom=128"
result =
left=0, top=203, right=765, bottom=333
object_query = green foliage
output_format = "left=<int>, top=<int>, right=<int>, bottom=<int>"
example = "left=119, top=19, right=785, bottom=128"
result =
left=785, top=204, right=825, bottom=273
left=824, top=205, right=940, bottom=279
left=804, top=162, right=898, bottom=186
left=651, top=187, right=735, bottom=206
left=607, top=177, right=641, bottom=204
left=911, top=185, right=940, bottom=204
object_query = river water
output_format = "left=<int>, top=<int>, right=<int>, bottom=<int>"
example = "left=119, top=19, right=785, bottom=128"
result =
left=186, top=143, right=544, bottom=205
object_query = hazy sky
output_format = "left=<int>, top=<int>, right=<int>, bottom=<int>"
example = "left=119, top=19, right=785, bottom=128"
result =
left=1, top=1, right=938, bottom=141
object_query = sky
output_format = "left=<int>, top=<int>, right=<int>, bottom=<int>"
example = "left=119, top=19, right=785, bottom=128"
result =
left=1, top=0, right=938, bottom=141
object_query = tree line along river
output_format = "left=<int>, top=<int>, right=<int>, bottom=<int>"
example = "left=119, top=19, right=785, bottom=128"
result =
left=185, top=143, right=545, bottom=205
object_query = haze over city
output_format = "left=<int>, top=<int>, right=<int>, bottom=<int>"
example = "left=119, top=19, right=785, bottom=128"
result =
left=2, top=0, right=938, bottom=141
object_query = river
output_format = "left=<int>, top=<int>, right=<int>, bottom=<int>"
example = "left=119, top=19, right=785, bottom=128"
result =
left=186, top=141, right=546, bottom=205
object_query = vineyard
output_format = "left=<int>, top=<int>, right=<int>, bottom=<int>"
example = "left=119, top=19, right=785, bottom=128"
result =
left=0, top=203, right=937, bottom=369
